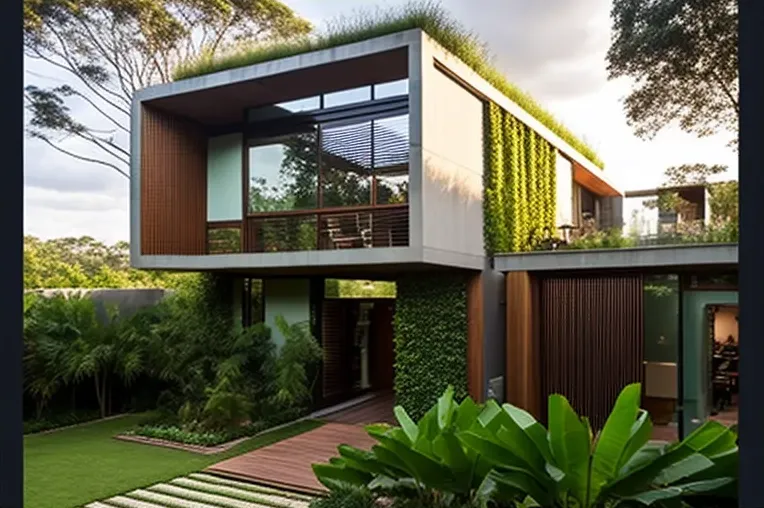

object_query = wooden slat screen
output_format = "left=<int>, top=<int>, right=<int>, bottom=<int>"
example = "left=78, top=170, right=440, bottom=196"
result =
left=539, top=275, right=644, bottom=430
left=140, top=105, right=207, bottom=255
left=506, top=272, right=541, bottom=417
left=321, top=300, right=350, bottom=399
left=467, top=273, right=485, bottom=403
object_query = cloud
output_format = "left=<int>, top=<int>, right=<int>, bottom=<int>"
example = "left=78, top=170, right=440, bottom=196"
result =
left=441, top=0, right=611, bottom=101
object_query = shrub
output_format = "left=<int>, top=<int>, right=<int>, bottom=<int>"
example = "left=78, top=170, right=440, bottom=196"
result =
left=310, top=488, right=377, bottom=508
left=23, top=410, right=101, bottom=435
left=313, top=384, right=738, bottom=508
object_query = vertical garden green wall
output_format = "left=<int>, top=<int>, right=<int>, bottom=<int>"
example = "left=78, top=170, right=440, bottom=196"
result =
left=484, top=102, right=557, bottom=254
left=394, top=273, right=468, bottom=420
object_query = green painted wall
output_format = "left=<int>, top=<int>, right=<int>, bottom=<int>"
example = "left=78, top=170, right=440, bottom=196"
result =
left=264, top=278, right=311, bottom=349
left=644, top=278, right=680, bottom=364
left=682, top=290, right=738, bottom=434
left=207, top=133, right=243, bottom=221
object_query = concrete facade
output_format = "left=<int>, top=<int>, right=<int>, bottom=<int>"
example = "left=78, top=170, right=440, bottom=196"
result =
left=494, top=243, right=739, bottom=272
left=131, top=29, right=618, bottom=274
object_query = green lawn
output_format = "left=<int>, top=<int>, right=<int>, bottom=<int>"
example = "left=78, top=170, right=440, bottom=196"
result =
left=24, top=414, right=323, bottom=508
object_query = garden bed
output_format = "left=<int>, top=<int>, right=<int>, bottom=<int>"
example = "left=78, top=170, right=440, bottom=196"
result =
left=114, top=433, right=251, bottom=455
left=116, top=410, right=310, bottom=454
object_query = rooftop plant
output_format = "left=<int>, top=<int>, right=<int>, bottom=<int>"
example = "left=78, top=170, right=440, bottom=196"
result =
left=173, top=2, right=604, bottom=169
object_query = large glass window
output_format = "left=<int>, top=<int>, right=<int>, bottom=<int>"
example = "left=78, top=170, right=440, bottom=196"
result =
left=320, top=120, right=373, bottom=208
left=324, top=86, right=371, bottom=108
left=248, top=128, right=318, bottom=213
left=373, top=114, right=409, bottom=205
left=374, top=79, right=409, bottom=99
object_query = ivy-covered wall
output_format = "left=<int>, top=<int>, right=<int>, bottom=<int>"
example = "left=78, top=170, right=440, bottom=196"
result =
left=484, top=102, right=558, bottom=254
left=394, top=273, right=468, bottom=420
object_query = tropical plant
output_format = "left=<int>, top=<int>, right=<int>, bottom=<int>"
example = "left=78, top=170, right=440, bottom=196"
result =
left=309, top=488, right=378, bottom=508
left=273, top=315, right=323, bottom=409
left=313, top=384, right=738, bottom=508
left=23, top=293, right=143, bottom=418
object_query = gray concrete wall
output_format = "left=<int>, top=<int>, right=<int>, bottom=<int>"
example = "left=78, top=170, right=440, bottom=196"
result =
left=494, top=243, right=739, bottom=272
left=481, top=261, right=506, bottom=402
left=263, top=279, right=311, bottom=348
left=600, top=196, right=624, bottom=230
left=419, top=47, right=485, bottom=267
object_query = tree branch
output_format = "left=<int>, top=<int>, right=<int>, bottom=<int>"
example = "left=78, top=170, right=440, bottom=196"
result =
left=62, top=88, right=129, bottom=134
left=34, top=136, right=129, bottom=179
left=43, top=21, right=131, bottom=110
left=709, top=67, right=739, bottom=114
left=29, top=48, right=131, bottom=117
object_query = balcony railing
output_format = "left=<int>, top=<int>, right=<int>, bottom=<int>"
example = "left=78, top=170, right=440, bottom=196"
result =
left=206, top=204, right=408, bottom=254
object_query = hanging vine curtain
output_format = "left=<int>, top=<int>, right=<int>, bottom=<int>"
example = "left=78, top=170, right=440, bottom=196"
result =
left=484, top=102, right=557, bottom=254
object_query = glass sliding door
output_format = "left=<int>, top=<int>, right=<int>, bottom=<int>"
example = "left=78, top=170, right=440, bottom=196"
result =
left=681, top=286, right=738, bottom=435
left=643, top=274, right=680, bottom=441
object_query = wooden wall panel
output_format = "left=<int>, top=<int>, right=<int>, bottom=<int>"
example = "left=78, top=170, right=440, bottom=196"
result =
left=321, top=300, right=351, bottom=400
left=539, top=275, right=643, bottom=430
left=506, top=272, right=541, bottom=417
left=467, top=273, right=485, bottom=402
left=140, top=105, right=207, bottom=255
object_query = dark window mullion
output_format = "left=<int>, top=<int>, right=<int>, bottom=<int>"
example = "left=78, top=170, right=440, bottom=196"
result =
left=371, top=118, right=376, bottom=206
left=317, top=124, right=323, bottom=249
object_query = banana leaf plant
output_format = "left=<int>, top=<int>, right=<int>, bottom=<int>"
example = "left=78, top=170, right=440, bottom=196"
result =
left=312, top=386, right=495, bottom=504
left=312, top=384, right=738, bottom=508
left=461, top=383, right=738, bottom=507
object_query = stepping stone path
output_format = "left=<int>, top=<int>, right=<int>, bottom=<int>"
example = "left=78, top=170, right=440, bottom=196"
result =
left=85, top=473, right=315, bottom=508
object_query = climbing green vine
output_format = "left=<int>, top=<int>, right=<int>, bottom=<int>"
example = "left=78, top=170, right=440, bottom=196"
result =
left=393, top=273, right=468, bottom=420
left=484, top=103, right=557, bottom=254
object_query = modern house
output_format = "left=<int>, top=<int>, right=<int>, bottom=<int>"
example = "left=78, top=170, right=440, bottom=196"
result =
left=130, top=27, right=737, bottom=438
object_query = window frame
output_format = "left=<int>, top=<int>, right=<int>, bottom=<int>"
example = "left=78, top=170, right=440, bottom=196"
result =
left=244, top=94, right=409, bottom=216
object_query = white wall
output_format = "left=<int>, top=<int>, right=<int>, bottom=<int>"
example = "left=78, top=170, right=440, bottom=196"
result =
left=264, top=278, right=311, bottom=348
left=207, top=134, right=243, bottom=221
left=555, top=152, right=573, bottom=227
left=420, top=61, right=484, bottom=264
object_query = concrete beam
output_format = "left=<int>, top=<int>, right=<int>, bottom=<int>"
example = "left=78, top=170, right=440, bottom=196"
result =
left=493, top=243, right=738, bottom=272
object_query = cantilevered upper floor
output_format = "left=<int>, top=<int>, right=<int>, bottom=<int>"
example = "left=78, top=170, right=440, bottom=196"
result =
left=131, top=28, right=622, bottom=276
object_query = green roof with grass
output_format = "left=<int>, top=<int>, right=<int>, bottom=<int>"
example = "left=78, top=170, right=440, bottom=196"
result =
left=173, top=2, right=604, bottom=169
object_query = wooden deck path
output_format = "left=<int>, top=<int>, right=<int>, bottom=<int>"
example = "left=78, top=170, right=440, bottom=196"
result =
left=321, top=391, right=396, bottom=426
left=205, top=393, right=397, bottom=494
left=205, top=423, right=377, bottom=495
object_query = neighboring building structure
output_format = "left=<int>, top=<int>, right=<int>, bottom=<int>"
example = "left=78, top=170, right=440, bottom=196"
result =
left=624, top=184, right=711, bottom=237
left=131, top=28, right=622, bottom=414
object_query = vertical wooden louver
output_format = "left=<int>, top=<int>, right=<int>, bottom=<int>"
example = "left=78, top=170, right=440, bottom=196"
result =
left=539, top=275, right=643, bottom=430
left=140, top=105, right=207, bottom=255
left=321, top=300, right=351, bottom=399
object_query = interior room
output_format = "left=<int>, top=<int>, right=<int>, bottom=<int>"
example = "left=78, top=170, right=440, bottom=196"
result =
left=710, top=304, right=739, bottom=426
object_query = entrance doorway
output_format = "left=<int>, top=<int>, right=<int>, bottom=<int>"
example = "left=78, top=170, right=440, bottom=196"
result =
left=708, top=304, right=739, bottom=427
left=318, top=297, right=395, bottom=408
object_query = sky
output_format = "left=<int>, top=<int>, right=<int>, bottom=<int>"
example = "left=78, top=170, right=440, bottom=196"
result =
left=22, top=0, right=739, bottom=245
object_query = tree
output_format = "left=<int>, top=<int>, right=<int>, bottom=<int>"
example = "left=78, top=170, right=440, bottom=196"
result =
left=24, top=0, right=311, bottom=179
left=24, top=235, right=188, bottom=289
left=606, top=0, right=738, bottom=146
